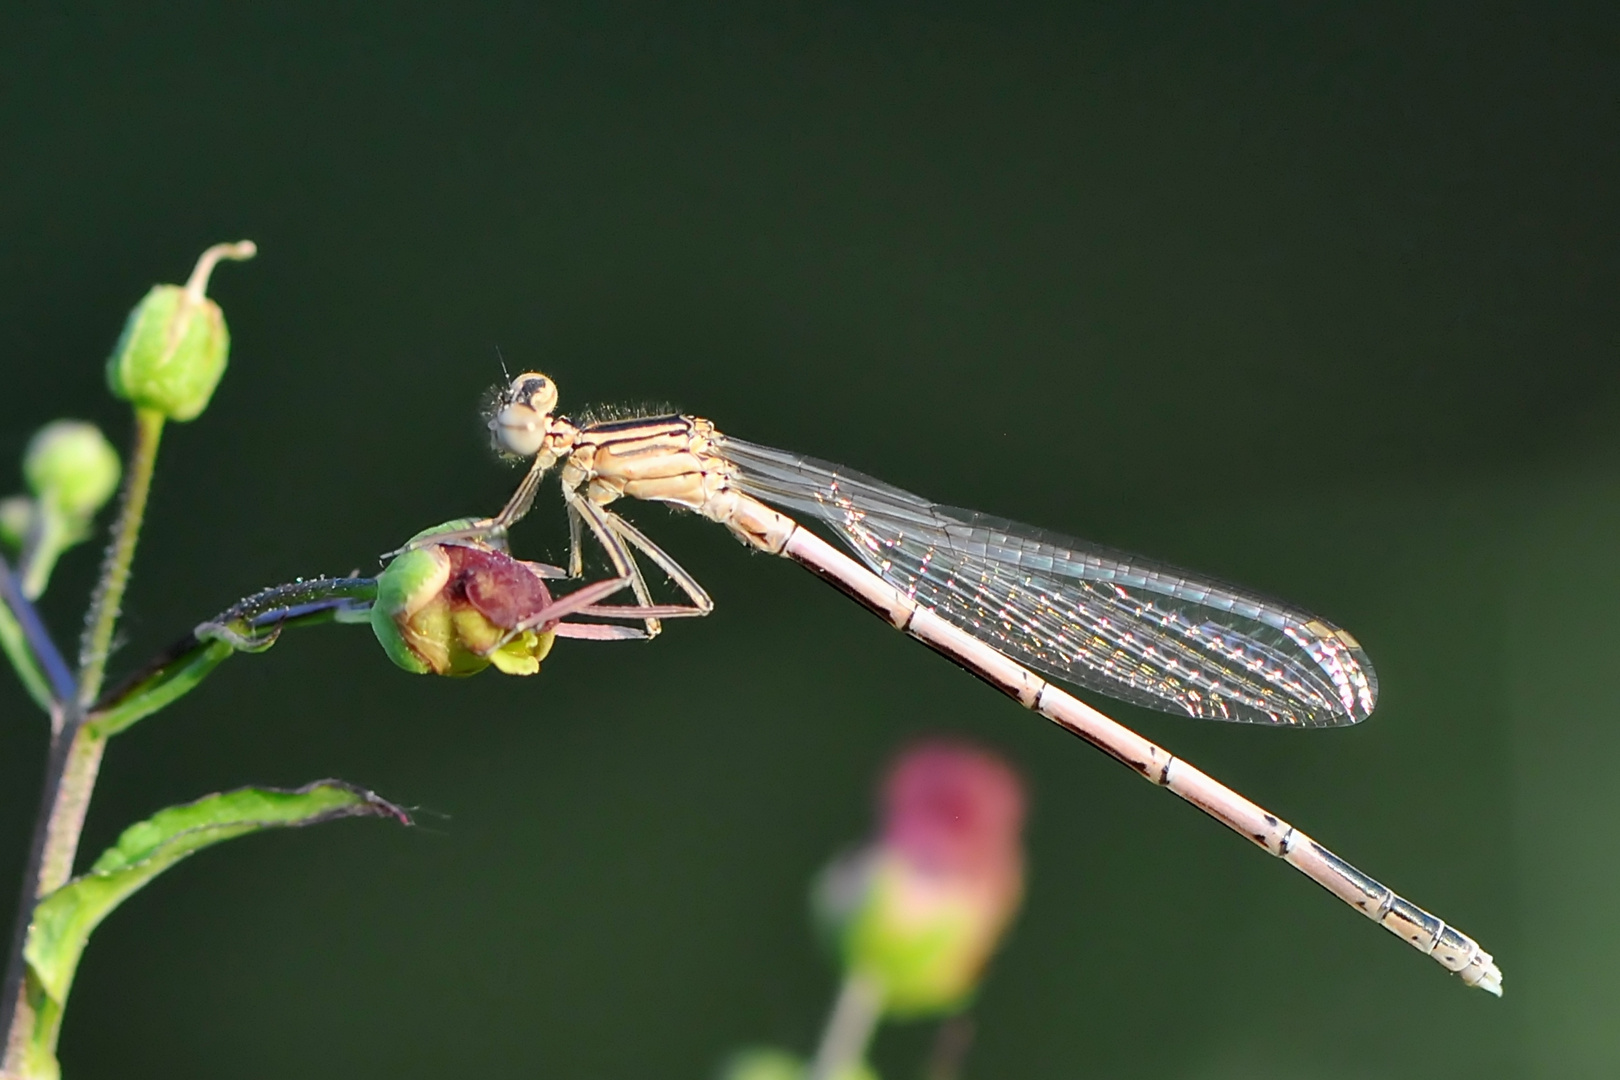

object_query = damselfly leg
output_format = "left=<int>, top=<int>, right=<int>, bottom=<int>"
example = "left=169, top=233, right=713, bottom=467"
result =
left=561, top=488, right=713, bottom=638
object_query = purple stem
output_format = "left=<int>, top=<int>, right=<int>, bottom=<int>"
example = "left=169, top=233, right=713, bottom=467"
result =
left=0, top=553, right=75, bottom=704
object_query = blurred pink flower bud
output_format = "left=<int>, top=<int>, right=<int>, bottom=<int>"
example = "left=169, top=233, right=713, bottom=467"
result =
left=815, top=740, right=1027, bottom=1018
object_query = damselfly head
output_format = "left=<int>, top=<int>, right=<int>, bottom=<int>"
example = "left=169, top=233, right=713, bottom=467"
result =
left=487, top=371, right=559, bottom=458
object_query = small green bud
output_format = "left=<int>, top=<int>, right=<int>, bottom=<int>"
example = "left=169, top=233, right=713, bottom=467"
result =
left=23, top=421, right=121, bottom=520
left=0, top=495, right=33, bottom=552
left=719, top=1048, right=804, bottom=1080
left=105, top=241, right=256, bottom=421
left=717, top=1048, right=877, bottom=1080
left=371, top=531, right=558, bottom=677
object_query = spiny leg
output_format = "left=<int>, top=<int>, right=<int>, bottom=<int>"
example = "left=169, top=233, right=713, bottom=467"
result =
left=521, top=575, right=639, bottom=624
left=484, top=572, right=679, bottom=653
left=552, top=622, right=647, bottom=641
left=566, top=490, right=664, bottom=636
left=584, top=511, right=714, bottom=618
left=507, top=571, right=698, bottom=642
left=565, top=496, right=715, bottom=630
left=388, top=455, right=552, bottom=556
left=567, top=501, right=587, bottom=578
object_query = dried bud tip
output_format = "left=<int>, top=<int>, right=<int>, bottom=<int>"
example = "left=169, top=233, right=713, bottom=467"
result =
left=184, top=240, right=257, bottom=301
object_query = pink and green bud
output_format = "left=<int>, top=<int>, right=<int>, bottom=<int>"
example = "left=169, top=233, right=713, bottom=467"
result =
left=23, top=421, right=120, bottom=521
left=815, top=741, right=1026, bottom=1018
left=371, top=530, right=558, bottom=677
left=105, top=241, right=256, bottom=421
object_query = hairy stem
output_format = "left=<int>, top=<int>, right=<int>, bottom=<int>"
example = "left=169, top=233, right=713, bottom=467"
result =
left=2, top=407, right=166, bottom=1077
left=75, top=407, right=164, bottom=715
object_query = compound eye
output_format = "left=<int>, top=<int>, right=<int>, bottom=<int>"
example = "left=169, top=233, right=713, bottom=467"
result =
left=510, top=371, right=558, bottom=414
left=491, top=407, right=547, bottom=457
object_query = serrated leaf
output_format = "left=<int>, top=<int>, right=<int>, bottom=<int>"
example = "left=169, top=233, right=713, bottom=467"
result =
left=25, top=781, right=409, bottom=1005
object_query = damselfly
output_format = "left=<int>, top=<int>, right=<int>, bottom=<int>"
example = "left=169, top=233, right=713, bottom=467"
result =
left=428, top=371, right=1501, bottom=995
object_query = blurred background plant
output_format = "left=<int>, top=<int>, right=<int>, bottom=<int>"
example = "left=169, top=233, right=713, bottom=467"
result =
left=722, top=741, right=1027, bottom=1080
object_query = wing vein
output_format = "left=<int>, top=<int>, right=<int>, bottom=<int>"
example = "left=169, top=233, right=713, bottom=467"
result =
left=719, top=435, right=1378, bottom=727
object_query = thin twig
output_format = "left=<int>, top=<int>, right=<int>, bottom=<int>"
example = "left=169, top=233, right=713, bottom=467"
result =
left=925, top=1014, right=976, bottom=1080
left=808, top=973, right=885, bottom=1080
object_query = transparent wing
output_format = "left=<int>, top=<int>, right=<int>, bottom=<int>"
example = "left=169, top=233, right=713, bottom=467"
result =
left=719, top=436, right=1377, bottom=727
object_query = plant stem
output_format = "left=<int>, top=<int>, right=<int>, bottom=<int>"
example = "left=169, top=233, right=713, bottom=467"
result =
left=0, top=601, right=52, bottom=713
left=808, top=973, right=884, bottom=1080
left=0, top=554, right=76, bottom=706
left=75, top=407, right=164, bottom=717
left=0, top=555, right=72, bottom=712
left=1, top=407, right=165, bottom=1077
left=925, top=1014, right=976, bottom=1080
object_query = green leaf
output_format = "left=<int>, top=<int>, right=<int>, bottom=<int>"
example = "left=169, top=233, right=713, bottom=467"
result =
left=85, top=639, right=232, bottom=737
left=86, top=576, right=376, bottom=738
left=25, top=781, right=409, bottom=1005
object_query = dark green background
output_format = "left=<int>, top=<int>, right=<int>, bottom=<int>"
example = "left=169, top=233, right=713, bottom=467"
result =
left=2, top=5, right=1617, bottom=1077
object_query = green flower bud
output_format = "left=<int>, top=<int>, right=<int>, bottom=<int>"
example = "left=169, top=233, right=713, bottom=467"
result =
left=0, top=496, right=33, bottom=552
left=718, top=1048, right=877, bottom=1080
left=370, top=547, right=447, bottom=675
left=371, top=532, right=557, bottom=677
left=105, top=241, right=256, bottom=421
left=719, top=1048, right=804, bottom=1080
left=23, top=421, right=121, bottom=520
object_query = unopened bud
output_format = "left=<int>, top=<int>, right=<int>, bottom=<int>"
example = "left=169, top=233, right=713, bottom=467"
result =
left=23, top=421, right=121, bottom=520
left=0, top=496, right=33, bottom=552
left=371, top=528, right=557, bottom=677
left=105, top=241, right=256, bottom=421
left=815, top=741, right=1026, bottom=1018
